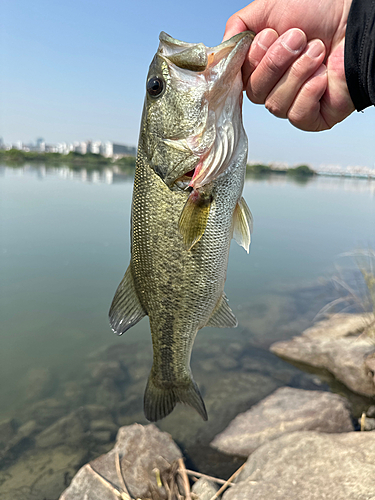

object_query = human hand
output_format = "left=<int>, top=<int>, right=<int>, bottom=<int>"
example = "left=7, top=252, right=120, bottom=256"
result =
left=224, top=0, right=355, bottom=131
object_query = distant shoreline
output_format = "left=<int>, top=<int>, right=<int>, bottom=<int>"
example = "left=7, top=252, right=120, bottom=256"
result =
left=1, top=149, right=374, bottom=180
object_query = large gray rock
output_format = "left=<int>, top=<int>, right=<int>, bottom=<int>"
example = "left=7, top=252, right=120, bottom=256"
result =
left=60, top=423, right=182, bottom=500
left=223, top=431, right=375, bottom=500
left=158, top=371, right=282, bottom=449
left=211, top=387, right=353, bottom=457
left=270, top=313, right=375, bottom=397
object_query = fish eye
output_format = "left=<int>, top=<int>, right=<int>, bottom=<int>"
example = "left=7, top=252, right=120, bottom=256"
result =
left=147, top=76, right=164, bottom=97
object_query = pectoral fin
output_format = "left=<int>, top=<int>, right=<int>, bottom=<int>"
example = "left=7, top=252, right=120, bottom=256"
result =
left=109, top=265, right=146, bottom=335
left=206, top=293, right=238, bottom=328
left=179, top=190, right=212, bottom=251
left=233, top=197, right=253, bottom=253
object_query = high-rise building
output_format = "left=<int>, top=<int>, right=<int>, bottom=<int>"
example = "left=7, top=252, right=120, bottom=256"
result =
left=36, top=138, right=44, bottom=151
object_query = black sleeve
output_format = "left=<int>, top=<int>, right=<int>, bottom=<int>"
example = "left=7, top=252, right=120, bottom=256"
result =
left=345, top=0, right=375, bottom=110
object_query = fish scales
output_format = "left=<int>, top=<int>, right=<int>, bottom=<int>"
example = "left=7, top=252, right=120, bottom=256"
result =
left=110, top=31, right=254, bottom=421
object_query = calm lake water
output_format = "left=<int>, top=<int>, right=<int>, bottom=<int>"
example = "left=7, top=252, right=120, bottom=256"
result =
left=1, top=163, right=375, bottom=497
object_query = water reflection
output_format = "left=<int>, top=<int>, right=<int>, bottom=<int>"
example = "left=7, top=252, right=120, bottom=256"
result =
left=2, top=163, right=375, bottom=195
left=1, top=162, right=375, bottom=499
left=0, top=163, right=133, bottom=185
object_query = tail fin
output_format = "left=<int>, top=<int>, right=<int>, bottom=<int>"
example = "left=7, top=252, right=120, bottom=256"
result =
left=144, top=373, right=208, bottom=422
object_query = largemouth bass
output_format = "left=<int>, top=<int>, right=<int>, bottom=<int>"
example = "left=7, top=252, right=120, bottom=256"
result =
left=109, top=31, right=254, bottom=422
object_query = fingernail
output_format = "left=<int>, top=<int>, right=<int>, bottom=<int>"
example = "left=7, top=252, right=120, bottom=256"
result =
left=257, top=29, right=277, bottom=51
left=281, top=29, right=306, bottom=53
left=306, top=40, right=324, bottom=58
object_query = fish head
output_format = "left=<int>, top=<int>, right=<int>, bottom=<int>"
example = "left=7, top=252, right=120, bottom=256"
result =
left=140, top=31, right=254, bottom=190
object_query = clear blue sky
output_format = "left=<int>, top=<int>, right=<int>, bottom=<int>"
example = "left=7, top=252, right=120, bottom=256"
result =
left=2, top=0, right=375, bottom=168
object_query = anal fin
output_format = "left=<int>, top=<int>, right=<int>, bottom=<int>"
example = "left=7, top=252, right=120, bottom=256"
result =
left=109, top=265, right=146, bottom=335
left=206, top=293, right=238, bottom=328
left=178, top=190, right=212, bottom=251
left=233, top=196, right=253, bottom=253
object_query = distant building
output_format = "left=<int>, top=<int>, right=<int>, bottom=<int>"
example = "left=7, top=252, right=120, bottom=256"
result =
left=91, top=141, right=104, bottom=155
left=36, top=138, right=44, bottom=151
left=6, top=138, right=136, bottom=157
left=104, top=141, right=136, bottom=157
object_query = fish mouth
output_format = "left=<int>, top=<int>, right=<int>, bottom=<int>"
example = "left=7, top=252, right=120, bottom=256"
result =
left=158, top=31, right=254, bottom=190
left=159, top=31, right=254, bottom=74
left=174, top=168, right=196, bottom=191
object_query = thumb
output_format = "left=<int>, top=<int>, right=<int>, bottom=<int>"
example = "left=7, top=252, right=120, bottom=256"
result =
left=223, top=2, right=269, bottom=41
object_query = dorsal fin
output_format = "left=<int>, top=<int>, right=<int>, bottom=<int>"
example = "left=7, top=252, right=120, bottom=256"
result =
left=233, top=197, right=253, bottom=253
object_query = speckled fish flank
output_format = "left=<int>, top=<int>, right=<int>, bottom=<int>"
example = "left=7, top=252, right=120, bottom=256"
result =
left=109, top=31, right=254, bottom=422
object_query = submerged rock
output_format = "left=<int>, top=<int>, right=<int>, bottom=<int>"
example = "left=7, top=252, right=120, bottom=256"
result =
left=26, top=398, right=69, bottom=427
left=270, top=313, right=375, bottom=397
left=211, top=387, right=353, bottom=457
left=23, top=367, right=55, bottom=401
left=35, top=406, right=118, bottom=449
left=95, top=377, right=123, bottom=408
left=223, top=431, right=375, bottom=500
left=60, top=423, right=182, bottom=500
left=35, top=411, right=87, bottom=449
left=0, top=418, right=16, bottom=447
left=89, top=360, right=128, bottom=383
left=0, top=445, right=87, bottom=500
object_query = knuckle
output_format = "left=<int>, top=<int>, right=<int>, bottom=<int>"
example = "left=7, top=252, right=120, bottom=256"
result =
left=288, top=59, right=312, bottom=80
left=246, top=85, right=265, bottom=105
left=263, top=52, right=285, bottom=76
left=287, top=107, right=308, bottom=127
left=288, top=107, right=322, bottom=131
left=265, top=97, right=287, bottom=118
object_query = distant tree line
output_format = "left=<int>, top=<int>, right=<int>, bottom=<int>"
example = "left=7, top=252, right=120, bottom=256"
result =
left=0, top=149, right=136, bottom=171
left=246, top=163, right=315, bottom=177
left=1, top=149, right=315, bottom=177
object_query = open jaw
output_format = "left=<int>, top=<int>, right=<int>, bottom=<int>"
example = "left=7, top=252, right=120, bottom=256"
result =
left=174, top=168, right=195, bottom=190
left=159, top=31, right=254, bottom=191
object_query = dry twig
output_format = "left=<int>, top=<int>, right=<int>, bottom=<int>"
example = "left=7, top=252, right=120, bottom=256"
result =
left=184, top=469, right=235, bottom=487
left=208, top=462, right=247, bottom=500
left=87, top=463, right=133, bottom=500
left=115, top=453, right=132, bottom=499
left=360, top=412, right=366, bottom=431
left=178, top=458, right=192, bottom=500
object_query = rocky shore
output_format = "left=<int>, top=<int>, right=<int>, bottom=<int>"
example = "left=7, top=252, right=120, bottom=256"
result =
left=60, top=386, right=375, bottom=499
left=1, top=312, right=375, bottom=499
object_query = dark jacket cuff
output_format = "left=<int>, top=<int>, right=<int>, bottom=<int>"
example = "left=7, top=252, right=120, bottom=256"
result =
left=345, top=0, right=375, bottom=110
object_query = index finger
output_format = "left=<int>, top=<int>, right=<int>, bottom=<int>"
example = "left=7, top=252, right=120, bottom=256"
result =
left=223, top=13, right=250, bottom=41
